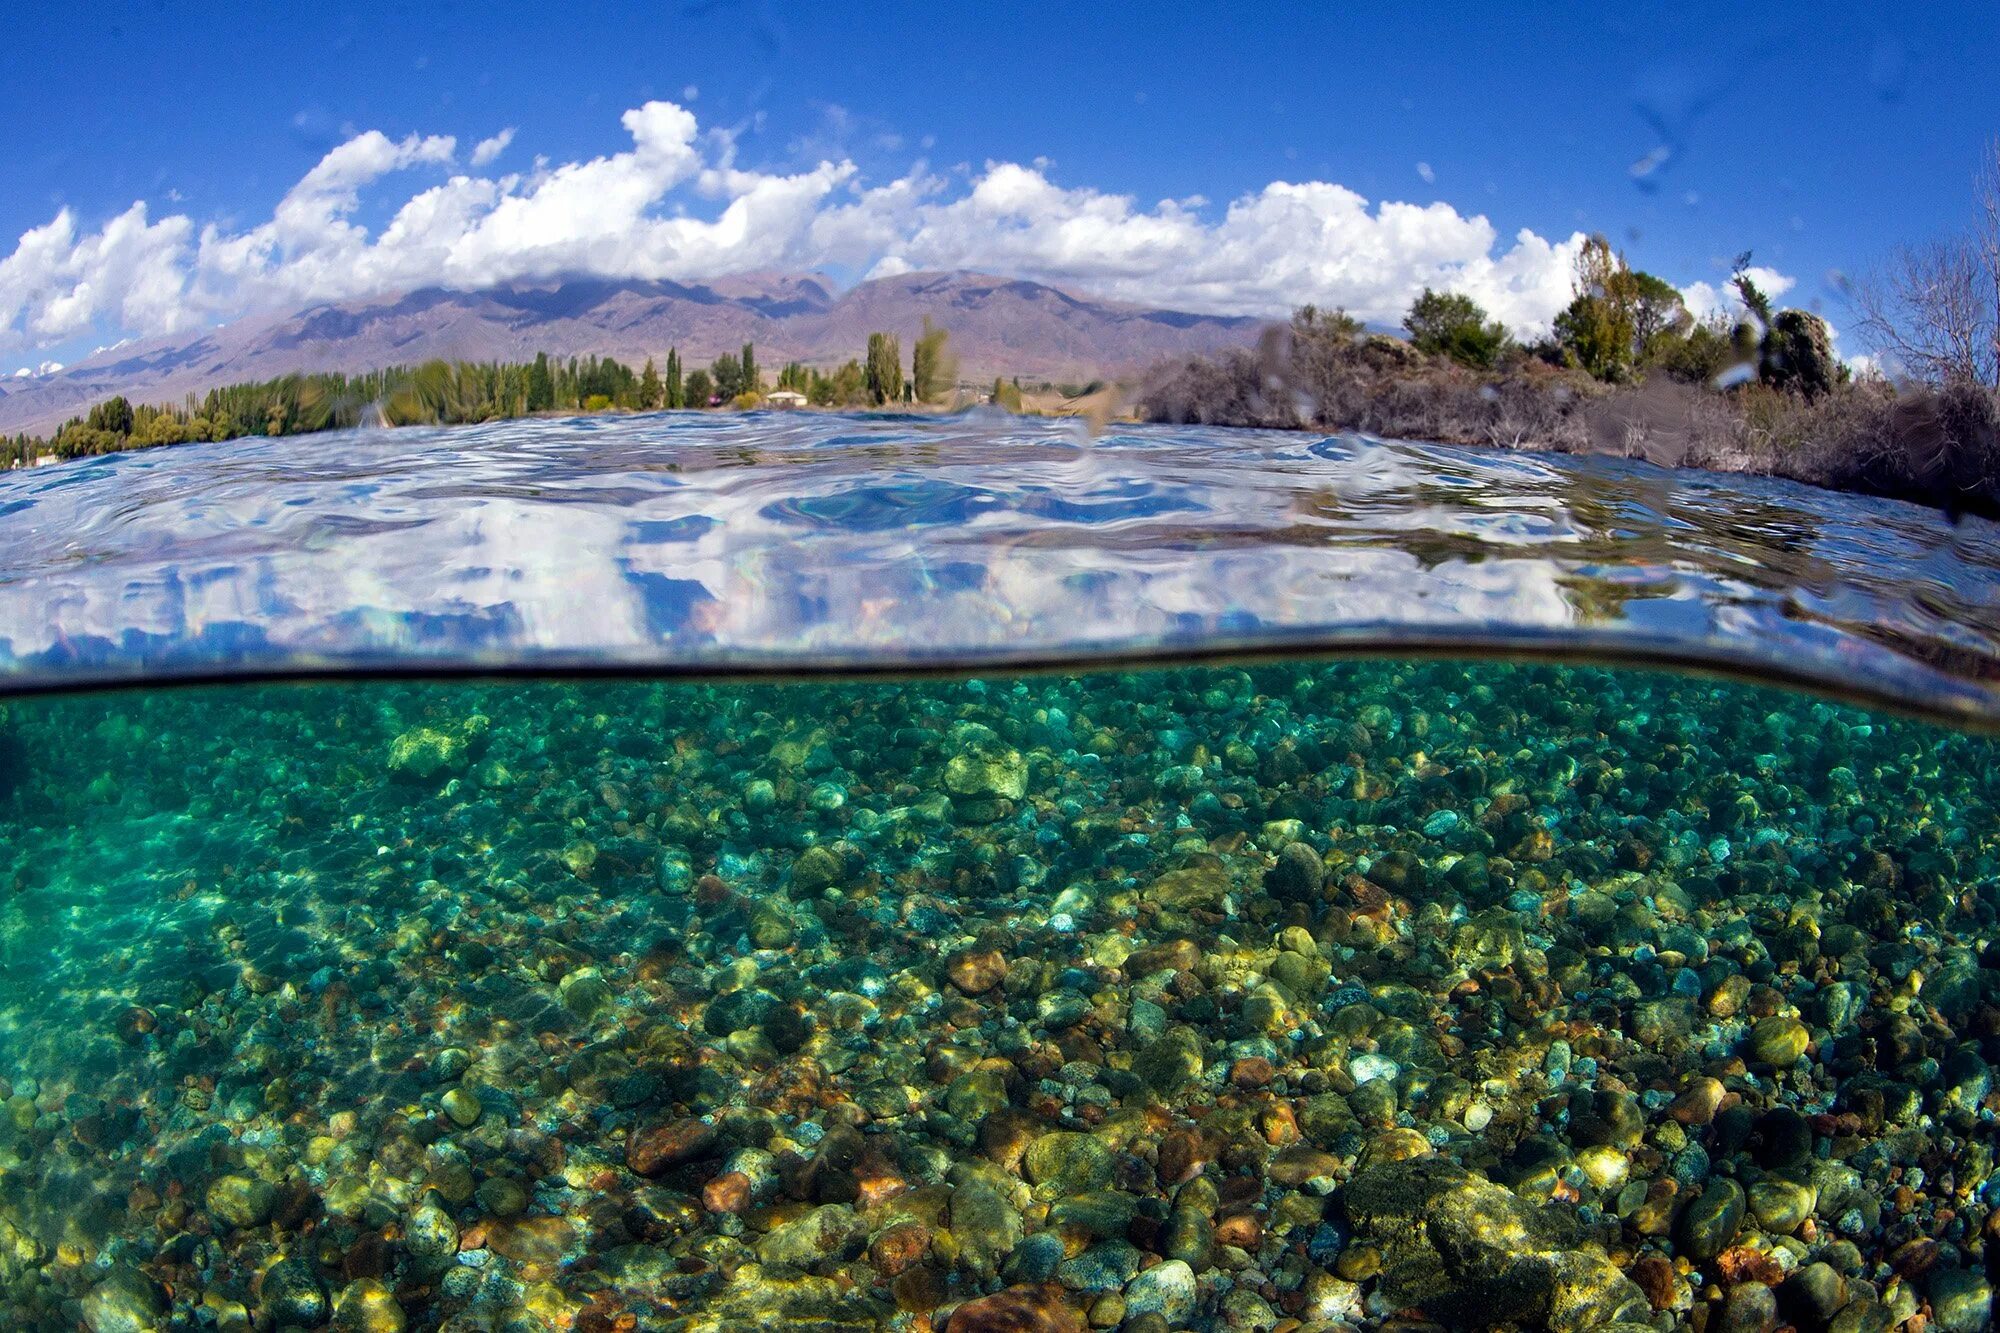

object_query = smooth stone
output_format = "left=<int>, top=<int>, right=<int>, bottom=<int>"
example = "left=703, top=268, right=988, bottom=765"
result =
left=1025, top=1132, right=1115, bottom=1196
left=757, top=1204, right=865, bottom=1271
left=441, top=1086, right=482, bottom=1127
left=1746, top=1016, right=1811, bottom=1069
left=260, top=1256, right=329, bottom=1326
left=1266, top=841, right=1325, bottom=902
left=207, top=1174, right=277, bottom=1230
left=1721, top=1281, right=1779, bottom=1333
left=1747, top=1177, right=1816, bottom=1233
left=1679, top=1178, right=1747, bottom=1261
left=80, top=1269, right=164, bottom=1333
left=1927, top=1270, right=1994, bottom=1333
left=1124, top=1260, right=1198, bottom=1323
left=944, top=1283, right=1081, bottom=1333
left=330, top=1278, right=407, bottom=1333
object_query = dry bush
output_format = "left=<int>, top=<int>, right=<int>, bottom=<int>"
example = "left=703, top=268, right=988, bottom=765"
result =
left=1140, top=327, right=2000, bottom=521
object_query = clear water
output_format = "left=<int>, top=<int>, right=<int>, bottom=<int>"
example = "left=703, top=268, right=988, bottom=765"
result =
left=0, top=416, right=1996, bottom=1333
left=0, top=412, right=1996, bottom=721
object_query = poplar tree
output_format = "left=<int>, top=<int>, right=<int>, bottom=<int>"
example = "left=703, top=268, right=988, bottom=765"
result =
left=865, top=332, right=902, bottom=405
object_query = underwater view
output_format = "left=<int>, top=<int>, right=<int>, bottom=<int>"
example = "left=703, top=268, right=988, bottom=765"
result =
left=2, top=9, right=1998, bottom=1328
left=0, top=410, right=1995, bottom=1333
left=0, top=656, right=1994, bottom=1333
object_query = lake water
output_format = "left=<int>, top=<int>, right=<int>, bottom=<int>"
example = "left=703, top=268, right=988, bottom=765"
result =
left=0, top=413, right=1994, bottom=1333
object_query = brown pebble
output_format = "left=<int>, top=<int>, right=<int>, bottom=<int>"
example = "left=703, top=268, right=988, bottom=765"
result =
left=893, top=1265, right=946, bottom=1313
left=1668, top=1077, right=1725, bottom=1127
left=627, top=1118, right=718, bottom=1176
left=870, top=1222, right=932, bottom=1278
left=1215, top=1214, right=1262, bottom=1248
left=1124, top=940, right=1201, bottom=979
left=1156, top=1129, right=1209, bottom=1186
left=701, top=1171, right=750, bottom=1215
left=1232, top=1057, right=1276, bottom=1089
left=945, top=1283, right=1082, bottom=1333
left=946, top=949, right=1009, bottom=995
left=1716, top=1246, right=1783, bottom=1288
left=1632, top=1253, right=1676, bottom=1310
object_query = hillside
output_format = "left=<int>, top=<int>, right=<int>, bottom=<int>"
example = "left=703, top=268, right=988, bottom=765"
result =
left=0, top=271, right=1261, bottom=435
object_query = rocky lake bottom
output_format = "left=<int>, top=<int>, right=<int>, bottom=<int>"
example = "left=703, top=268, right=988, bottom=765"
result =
left=0, top=659, right=1993, bottom=1333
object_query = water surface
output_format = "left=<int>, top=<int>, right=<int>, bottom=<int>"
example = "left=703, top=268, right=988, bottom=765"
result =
left=0, top=412, right=1994, bottom=721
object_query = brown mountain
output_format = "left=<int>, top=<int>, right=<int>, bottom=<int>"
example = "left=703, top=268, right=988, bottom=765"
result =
left=0, top=270, right=1261, bottom=435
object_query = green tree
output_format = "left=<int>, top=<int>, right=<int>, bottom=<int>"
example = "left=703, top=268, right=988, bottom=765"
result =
left=527, top=353, right=554, bottom=412
left=1652, top=315, right=1739, bottom=384
left=711, top=353, right=743, bottom=401
left=865, top=332, right=902, bottom=405
left=639, top=358, right=663, bottom=410
left=912, top=317, right=958, bottom=401
left=685, top=368, right=714, bottom=407
left=1403, top=289, right=1510, bottom=368
left=830, top=359, right=866, bottom=405
left=740, top=342, right=759, bottom=395
left=990, top=376, right=1024, bottom=411
left=1627, top=271, right=1691, bottom=361
left=1731, top=253, right=1775, bottom=328
left=1554, top=235, right=1639, bottom=381
left=664, top=348, right=683, bottom=408
left=87, top=396, right=134, bottom=437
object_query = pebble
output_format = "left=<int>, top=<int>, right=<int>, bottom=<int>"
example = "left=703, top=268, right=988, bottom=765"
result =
left=1123, top=1260, right=1198, bottom=1323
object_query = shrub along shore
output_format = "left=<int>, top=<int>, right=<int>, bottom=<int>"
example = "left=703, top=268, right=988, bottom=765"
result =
left=1139, top=246, right=2000, bottom=523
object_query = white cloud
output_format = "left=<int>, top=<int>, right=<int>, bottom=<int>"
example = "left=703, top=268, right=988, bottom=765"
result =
left=1417, top=162, right=1434, bottom=183
left=470, top=128, right=516, bottom=167
left=1680, top=266, right=1796, bottom=324
left=0, top=98, right=1785, bottom=360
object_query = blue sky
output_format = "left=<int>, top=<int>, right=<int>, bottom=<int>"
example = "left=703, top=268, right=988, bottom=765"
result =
left=3, top=1, right=1996, bottom=375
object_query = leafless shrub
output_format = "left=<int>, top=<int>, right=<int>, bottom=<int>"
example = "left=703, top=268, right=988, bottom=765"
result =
left=1140, top=327, right=2000, bottom=521
left=1851, top=138, right=2000, bottom=389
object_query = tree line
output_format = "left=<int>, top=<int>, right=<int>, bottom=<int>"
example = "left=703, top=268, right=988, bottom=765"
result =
left=2, top=320, right=963, bottom=467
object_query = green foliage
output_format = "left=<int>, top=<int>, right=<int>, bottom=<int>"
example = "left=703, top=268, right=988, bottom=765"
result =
left=778, top=361, right=810, bottom=391
left=639, top=358, right=663, bottom=409
left=740, top=342, right=759, bottom=396
left=664, top=348, right=683, bottom=408
left=865, top=332, right=901, bottom=405
left=87, top=396, right=134, bottom=436
left=912, top=317, right=957, bottom=402
left=990, top=376, right=1024, bottom=411
left=1627, top=271, right=1691, bottom=360
left=1761, top=309, right=1843, bottom=399
left=527, top=352, right=555, bottom=412
left=828, top=359, right=867, bottom=406
left=1731, top=252, right=1775, bottom=328
left=685, top=368, right=713, bottom=407
left=1554, top=235, right=1639, bottom=381
left=1403, top=289, right=1510, bottom=368
left=710, top=352, right=743, bottom=401
left=1651, top=316, right=1740, bottom=385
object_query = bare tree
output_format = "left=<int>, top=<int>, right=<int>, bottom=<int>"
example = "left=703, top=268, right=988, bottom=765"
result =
left=1852, top=138, right=2000, bottom=389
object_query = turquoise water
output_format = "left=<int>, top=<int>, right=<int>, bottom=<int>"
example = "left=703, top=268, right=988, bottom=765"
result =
left=0, top=661, right=1994, bottom=1332
left=0, top=414, right=1996, bottom=1332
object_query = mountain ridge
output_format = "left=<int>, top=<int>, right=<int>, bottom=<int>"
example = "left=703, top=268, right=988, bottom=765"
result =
left=0, top=271, right=1263, bottom=435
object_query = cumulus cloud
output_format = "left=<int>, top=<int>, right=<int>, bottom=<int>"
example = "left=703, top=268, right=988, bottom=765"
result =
left=1679, top=266, right=1796, bottom=324
left=470, top=128, right=516, bottom=167
left=0, top=98, right=1779, bottom=362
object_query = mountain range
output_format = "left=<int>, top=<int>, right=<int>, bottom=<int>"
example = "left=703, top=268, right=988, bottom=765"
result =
left=0, top=271, right=1264, bottom=435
